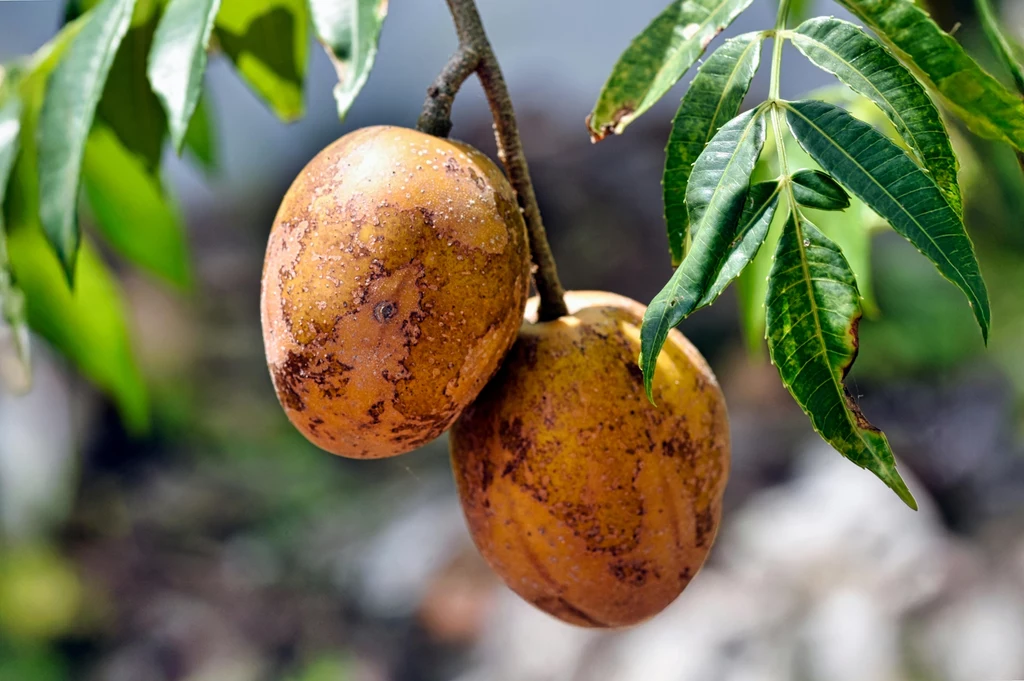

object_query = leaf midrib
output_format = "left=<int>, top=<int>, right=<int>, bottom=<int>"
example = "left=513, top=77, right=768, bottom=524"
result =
left=783, top=212, right=878, bottom=466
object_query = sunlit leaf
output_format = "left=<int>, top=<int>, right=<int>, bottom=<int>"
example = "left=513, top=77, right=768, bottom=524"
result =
left=38, top=0, right=137, bottom=280
left=791, top=168, right=850, bottom=211
left=82, top=125, right=191, bottom=289
left=148, top=0, right=222, bottom=150
left=215, top=0, right=309, bottom=121
left=785, top=99, right=990, bottom=340
left=0, top=96, right=31, bottom=393
left=837, top=0, right=1024, bottom=150
left=309, top=0, right=388, bottom=121
left=587, top=0, right=755, bottom=141
left=641, top=107, right=767, bottom=399
left=791, top=17, right=962, bottom=215
left=766, top=212, right=916, bottom=508
left=664, top=32, right=764, bottom=264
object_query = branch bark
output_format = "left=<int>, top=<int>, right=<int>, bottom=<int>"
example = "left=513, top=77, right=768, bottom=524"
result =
left=418, top=0, right=568, bottom=322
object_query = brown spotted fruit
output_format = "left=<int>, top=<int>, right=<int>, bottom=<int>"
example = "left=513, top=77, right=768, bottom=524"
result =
left=450, top=291, right=730, bottom=627
left=261, top=126, right=530, bottom=459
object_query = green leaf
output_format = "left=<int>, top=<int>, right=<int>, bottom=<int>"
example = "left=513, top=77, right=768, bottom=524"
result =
left=976, top=0, right=1024, bottom=93
left=215, top=0, right=309, bottom=121
left=309, top=0, right=388, bottom=122
left=736, top=201, right=783, bottom=354
left=836, top=0, right=1024, bottom=150
left=791, top=169, right=850, bottom=211
left=586, top=0, right=755, bottom=141
left=148, top=0, right=222, bottom=151
left=808, top=197, right=880, bottom=318
left=0, top=96, right=31, bottom=393
left=790, top=17, right=962, bottom=215
left=183, top=91, right=217, bottom=169
left=664, top=32, right=764, bottom=264
left=640, top=107, right=767, bottom=399
left=766, top=212, right=916, bottom=509
left=38, top=0, right=137, bottom=281
left=5, top=20, right=147, bottom=428
left=786, top=0, right=817, bottom=23
left=82, top=124, right=191, bottom=289
left=701, top=180, right=781, bottom=306
left=785, top=99, right=990, bottom=341
left=97, top=1, right=168, bottom=173
left=6, top=225, right=148, bottom=432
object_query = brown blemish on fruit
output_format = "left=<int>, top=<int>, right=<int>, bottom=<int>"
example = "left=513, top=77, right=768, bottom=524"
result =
left=450, top=291, right=730, bottom=628
left=374, top=301, right=397, bottom=322
left=610, top=559, right=651, bottom=587
left=261, top=126, right=530, bottom=459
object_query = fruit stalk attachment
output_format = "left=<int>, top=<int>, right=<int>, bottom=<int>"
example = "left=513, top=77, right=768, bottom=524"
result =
left=418, top=0, right=569, bottom=322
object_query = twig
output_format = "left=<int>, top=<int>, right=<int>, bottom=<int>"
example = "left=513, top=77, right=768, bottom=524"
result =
left=418, top=0, right=568, bottom=322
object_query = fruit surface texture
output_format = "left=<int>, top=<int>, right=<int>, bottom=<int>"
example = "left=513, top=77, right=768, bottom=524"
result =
left=262, top=126, right=530, bottom=459
left=451, top=291, right=730, bottom=627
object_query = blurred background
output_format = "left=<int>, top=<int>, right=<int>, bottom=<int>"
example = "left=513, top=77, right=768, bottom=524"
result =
left=2, top=0, right=1024, bottom=679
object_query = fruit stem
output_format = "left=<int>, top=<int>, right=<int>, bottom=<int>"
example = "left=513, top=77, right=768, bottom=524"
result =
left=418, top=0, right=569, bottom=322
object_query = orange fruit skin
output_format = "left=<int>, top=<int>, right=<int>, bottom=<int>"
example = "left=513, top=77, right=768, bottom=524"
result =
left=451, top=291, right=730, bottom=627
left=261, top=126, right=530, bottom=458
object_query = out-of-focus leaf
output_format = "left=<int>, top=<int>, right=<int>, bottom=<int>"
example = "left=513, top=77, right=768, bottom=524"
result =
left=975, top=0, right=1024, bottom=94
left=96, top=0, right=167, bottom=173
left=63, top=0, right=102, bottom=25
left=6, top=20, right=82, bottom=237
left=309, top=0, right=387, bottom=121
left=785, top=99, right=990, bottom=341
left=38, top=0, right=137, bottom=280
left=6, top=19, right=147, bottom=429
left=215, top=0, right=309, bottom=121
left=791, top=168, right=850, bottom=211
left=766, top=213, right=916, bottom=509
left=837, top=0, right=1024, bottom=150
left=787, top=0, right=817, bottom=23
left=148, top=0, right=222, bottom=150
left=6, top=226, right=148, bottom=432
left=791, top=17, right=962, bottom=215
left=0, top=96, right=30, bottom=393
left=183, top=91, right=217, bottom=169
left=82, top=125, right=191, bottom=289
left=586, top=0, right=755, bottom=141
left=641, top=108, right=767, bottom=399
left=664, top=32, right=764, bottom=264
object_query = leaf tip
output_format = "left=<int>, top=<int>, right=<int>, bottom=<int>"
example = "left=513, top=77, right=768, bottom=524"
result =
left=890, top=474, right=919, bottom=511
left=586, top=104, right=635, bottom=143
